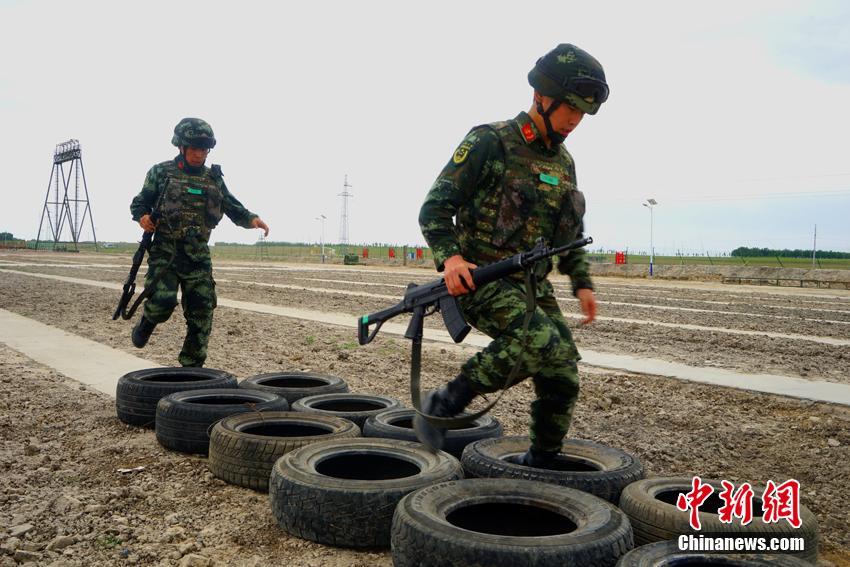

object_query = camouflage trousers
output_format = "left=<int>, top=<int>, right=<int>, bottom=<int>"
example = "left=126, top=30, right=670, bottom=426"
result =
left=458, top=277, right=581, bottom=453
left=143, top=236, right=217, bottom=367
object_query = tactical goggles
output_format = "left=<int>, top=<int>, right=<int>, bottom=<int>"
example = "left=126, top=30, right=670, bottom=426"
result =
left=183, top=137, right=216, bottom=150
left=564, top=76, right=609, bottom=104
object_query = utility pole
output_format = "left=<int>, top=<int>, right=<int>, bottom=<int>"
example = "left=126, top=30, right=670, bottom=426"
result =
left=812, top=224, right=817, bottom=269
left=316, top=214, right=326, bottom=263
left=338, top=175, right=353, bottom=256
left=255, top=233, right=268, bottom=261
left=642, top=198, right=658, bottom=276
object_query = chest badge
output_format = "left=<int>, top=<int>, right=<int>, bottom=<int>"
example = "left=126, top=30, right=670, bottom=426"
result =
left=539, top=173, right=559, bottom=186
left=187, top=187, right=204, bottom=195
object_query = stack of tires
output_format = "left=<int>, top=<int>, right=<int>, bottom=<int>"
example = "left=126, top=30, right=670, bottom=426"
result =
left=118, top=367, right=294, bottom=456
left=219, top=373, right=404, bottom=492
left=382, top=435, right=643, bottom=565
left=389, top=436, right=819, bottom=565
left=115, top=369, right=364, bottom=473
left=260, top=379, right=512, bottom=550
left=265, top=402, right=643, bottom=564
left=117, top=370, right=820, bottom=565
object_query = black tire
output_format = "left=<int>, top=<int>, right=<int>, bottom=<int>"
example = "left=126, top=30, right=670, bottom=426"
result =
left=363, top=408, right=503, bottom=458
left=391, top=478, right=634, bottom=567
left=116, top=367, right=237, bottom=428
left=155, top=388, right=289, bottom=455
left=291, top=392, right=402, bottom=428
left=207, top=411, right=360, bottom=491
left=461, top=436, right=644, bottom=503
left=239, top=371, right=348, bottom=403
left=269, top=438, right=463, bottom=548
left=618, top=478, right=818, bottom=563
left=616, top=540, right=812, bottom=566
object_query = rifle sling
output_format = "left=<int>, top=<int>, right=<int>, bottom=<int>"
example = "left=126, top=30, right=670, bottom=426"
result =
left=120, top=284, right=154, bottom=320
left=411, top=269, right=537, bottom=429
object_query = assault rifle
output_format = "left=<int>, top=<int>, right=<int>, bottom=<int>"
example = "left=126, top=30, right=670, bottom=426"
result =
left=357, top=236, right=592, bottom=345
left=112, top=231, right=154, bottom=320
left=112, top=191, right=166, bottom=321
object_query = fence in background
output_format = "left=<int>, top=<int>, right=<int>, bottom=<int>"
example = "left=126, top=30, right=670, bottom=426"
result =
left=5, top=241, right=850, bottom=271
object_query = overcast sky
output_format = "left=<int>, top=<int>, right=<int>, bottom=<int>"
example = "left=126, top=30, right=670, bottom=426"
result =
left=2, top=0, right=849, bottom=255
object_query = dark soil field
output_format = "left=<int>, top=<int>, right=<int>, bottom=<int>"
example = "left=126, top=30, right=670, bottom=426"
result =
left=1, top=251, right=848, bottom=566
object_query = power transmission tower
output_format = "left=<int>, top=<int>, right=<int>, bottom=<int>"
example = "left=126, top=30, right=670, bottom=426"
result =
left=812, top=224, right=817, bottom=269
left=338, top=174, right=353, bottom=255
left=255, top=233, right=268, bottom=261
left=35, top=139, right=98, bottom=251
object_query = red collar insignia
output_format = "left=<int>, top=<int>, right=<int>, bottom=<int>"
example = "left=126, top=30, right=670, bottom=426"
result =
left=521, top=122, right=536, bottom=143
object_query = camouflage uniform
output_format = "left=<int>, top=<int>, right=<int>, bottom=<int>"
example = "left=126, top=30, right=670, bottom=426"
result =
left=419, top=112, right=593, bottom=452
left=130, top=156, right=257, bottom=366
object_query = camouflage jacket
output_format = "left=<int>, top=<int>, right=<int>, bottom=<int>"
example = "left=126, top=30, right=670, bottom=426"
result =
left=130, top=156, right=257, bottom=242
left=419, top=112, right=593, bottom=294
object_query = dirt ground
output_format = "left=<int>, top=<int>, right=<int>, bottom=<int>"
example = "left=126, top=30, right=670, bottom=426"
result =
left=0, top=251, right=848, bottom=566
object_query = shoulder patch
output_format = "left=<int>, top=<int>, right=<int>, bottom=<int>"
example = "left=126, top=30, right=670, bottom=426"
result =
left=452, top=142, right=473, bottom=165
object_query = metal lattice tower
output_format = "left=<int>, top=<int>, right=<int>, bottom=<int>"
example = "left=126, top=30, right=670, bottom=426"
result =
left=255, top=233, right=268, bottom=261
left=338, top=174, right=353, bottom=254
left=35, top=139, right=98, bottom=251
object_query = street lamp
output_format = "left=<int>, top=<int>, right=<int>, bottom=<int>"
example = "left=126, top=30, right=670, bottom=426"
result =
left=642, top=198, right=658, bottom=276
left=316, top=214, right=326, bottom=263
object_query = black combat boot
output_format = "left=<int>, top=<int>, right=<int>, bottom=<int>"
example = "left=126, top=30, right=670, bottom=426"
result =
left=131, top=316, right=157, bottom=348
left=413, top=375, right=476, bottom=452
left=517, top=446, right=559, bottom=469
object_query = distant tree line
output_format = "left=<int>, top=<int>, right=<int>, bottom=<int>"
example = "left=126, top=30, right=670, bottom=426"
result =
left=731, top=247, right=850, bottom=259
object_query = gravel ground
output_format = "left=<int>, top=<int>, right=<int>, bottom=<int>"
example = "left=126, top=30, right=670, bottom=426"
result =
left=1, top=252, right=849, bottom=566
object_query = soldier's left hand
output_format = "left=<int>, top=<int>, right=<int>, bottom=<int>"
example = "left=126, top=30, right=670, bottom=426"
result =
left=576, top=288, right=597, bottom=325
left=251, top=217, right=270, bottom=237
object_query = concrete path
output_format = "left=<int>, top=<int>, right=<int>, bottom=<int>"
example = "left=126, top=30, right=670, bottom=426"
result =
left=2, top=268, right=849, bottom=406
left=0, top=308, right=157, bottom=398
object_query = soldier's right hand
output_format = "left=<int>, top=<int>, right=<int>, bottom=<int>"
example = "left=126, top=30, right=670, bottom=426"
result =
left=443, top=255, right=477, bottom=296
left=139, top=214, right=156, bottom=233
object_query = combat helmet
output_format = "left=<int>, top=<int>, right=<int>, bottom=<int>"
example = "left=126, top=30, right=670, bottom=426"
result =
left=528, top=44, right=609, bottom=115
left=171, top=117, right=217, bottom=149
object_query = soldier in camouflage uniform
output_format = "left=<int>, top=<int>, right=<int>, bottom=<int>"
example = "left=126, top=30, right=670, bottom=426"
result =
left=129, top=118, right=269, bottom=367
left=414, top=44, right=608, bottom=467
